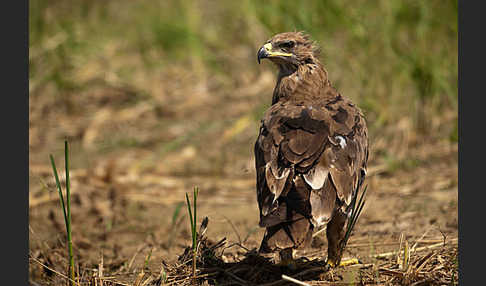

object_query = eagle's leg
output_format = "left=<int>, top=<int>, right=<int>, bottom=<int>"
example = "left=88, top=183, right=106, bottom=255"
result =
left=325, top=209, right=359, bottom=267
left=277, top=248, right=297, bottom=269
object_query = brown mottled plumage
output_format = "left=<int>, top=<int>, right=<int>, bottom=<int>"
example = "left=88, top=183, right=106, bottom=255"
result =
left=255, top=32, right=369, bottom=266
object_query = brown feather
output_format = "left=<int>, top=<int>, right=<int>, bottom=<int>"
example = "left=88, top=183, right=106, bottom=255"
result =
left=309, top=172, right=336, bottom=226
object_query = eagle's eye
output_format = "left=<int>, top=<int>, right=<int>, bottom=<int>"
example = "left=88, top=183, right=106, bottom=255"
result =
left=280, top=40, right=295, bottom=50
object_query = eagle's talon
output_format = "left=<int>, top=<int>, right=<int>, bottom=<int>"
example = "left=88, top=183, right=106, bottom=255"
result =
left=325, top=258, right=337, bottom=268
left=326, top=257, right=360, bottom=268
left=339, top=258, right=361, bottom=267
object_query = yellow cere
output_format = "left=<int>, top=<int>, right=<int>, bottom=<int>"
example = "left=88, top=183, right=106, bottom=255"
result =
left=265, top=43, right=292, bottom=57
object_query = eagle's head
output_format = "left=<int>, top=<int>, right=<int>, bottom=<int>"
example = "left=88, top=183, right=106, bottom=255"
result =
left=257, top=31, right=320, bottom=69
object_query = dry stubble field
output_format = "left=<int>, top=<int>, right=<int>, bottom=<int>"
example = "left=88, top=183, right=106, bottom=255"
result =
left=29, top=69, right=458, bottom=285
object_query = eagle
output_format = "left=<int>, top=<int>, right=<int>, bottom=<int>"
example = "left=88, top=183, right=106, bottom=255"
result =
left=255, top=32, right=369, bottom=267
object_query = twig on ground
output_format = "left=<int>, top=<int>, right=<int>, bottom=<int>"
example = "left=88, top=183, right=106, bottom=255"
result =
left=127, top=244, right=147, bottom=272
left=98, top=251, right=104, bottom=286
left=30, top=255, right=87, bottom=285
left=371, top=238, right=457, bottom=259
left=411, top=226, right=433, bottom=254
left=281, top=274, right=311, bottom=286
left=312, top=226, right=327, bottom=238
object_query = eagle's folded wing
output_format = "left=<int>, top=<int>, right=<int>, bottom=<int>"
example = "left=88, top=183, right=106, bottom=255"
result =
left=255, top=96, right=368, bottom=229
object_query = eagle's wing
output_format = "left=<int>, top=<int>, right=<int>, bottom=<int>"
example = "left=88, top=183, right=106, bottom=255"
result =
left=255, top=94, right=368, bottom=230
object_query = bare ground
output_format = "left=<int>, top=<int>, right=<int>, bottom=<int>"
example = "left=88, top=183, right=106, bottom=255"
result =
left=29, top=140, right=457, bottom=285
left=29, top=71, right=458, bottom=285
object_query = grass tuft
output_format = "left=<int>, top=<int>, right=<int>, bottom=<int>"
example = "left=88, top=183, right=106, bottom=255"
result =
left=343, top=185, right=368, bottom=250
left=185, top=186, right=199, bottom=282
left=49, top=140, right=75, bottom=285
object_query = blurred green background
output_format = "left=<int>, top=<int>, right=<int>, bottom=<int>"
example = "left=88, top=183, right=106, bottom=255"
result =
left=29, top=0, right=458, bottom=177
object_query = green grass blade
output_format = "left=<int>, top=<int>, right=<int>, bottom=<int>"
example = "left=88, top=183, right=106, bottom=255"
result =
left=168, top=202, right=184, bottom=248
left=347, top=200, right=366, bottom=243
left=355, top=185, right=368, bottom=213
left=343, top=185, right=368, bottom=246
left=193, top=186, right=198, bottom=250
left=64, top=141, right=75, bottom=285
left=49, top=154, right=69, bottom=233
left=185, top=193, right=194, bottom=249
left=49, top=141, right=76, bottom=285
left=172, top=202, right=184, bottom=226
left=65, top=140, right=71, bottom=229
left=186, top=187, right=199, bottom=280
left=144, top=248, right=153, bottom=269
left=350, top=186, right=367, bottom=230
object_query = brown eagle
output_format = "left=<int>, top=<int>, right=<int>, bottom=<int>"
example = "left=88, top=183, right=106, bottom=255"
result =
left=255, top=32, right=369, bottom=267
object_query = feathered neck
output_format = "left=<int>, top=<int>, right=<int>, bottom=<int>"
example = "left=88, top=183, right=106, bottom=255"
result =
left=272, top=61, right=332, bottom=105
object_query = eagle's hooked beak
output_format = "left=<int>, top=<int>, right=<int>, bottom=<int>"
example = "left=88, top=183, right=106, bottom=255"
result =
left=257, top=42, right=293, bottom=64
left=257, top=43, right=271, bottom=64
